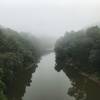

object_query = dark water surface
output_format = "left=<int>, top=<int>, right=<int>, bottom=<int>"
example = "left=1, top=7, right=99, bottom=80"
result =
left=8, top=53, right=100, bottom=100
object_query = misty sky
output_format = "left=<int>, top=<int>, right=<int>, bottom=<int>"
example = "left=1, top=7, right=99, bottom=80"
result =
left=0, top=0, right=100, bottom=37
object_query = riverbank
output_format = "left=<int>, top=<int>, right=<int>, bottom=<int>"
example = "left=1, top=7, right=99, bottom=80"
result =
left=63, top=65, right=100, bottom=86
left=80, top=72, right=100, bottom=86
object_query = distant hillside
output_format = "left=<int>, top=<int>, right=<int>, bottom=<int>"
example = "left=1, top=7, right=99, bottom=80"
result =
left=38, top=36, right=57, bottom=50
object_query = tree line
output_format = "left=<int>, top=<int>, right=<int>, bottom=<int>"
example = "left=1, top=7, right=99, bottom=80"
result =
left=55, top=26, right=100, bottom=77
left=0, top=27, right=42, bottom=100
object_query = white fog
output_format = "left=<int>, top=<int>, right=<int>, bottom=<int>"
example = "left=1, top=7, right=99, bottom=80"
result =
left=0, top=0, right=100, bottom=38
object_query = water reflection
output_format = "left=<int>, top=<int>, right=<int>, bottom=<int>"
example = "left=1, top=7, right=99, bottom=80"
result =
left=6, top=64, right=38, bottom=100
left=6, top=53, right=100, bottom=100
left=55, top=64, right=100, bottom=100
left=23, top=53, right=73, bottom=100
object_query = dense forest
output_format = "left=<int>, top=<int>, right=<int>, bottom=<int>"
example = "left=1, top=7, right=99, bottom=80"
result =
left=1, top=25, right=100, bottom=100
left=55, top=26, right=100, bottom=79
left=0, top=27, right=42, bottom=100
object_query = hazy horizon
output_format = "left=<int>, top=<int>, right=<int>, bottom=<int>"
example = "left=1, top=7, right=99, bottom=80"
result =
left=0, top=0, right=100, bottom=38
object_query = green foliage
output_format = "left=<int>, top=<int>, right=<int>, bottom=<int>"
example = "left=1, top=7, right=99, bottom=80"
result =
left=55, top=26, right=100, bottom=74
left=0, top=92, right=7, bottom=100
left=0, top=79, right=7, bottom=100
left=0, top=27, right=41, bottom=99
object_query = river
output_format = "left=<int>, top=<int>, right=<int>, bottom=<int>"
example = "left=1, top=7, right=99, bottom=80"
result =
left=22, top=53, right=74, bottom=100
left=7, top=53, right=100, bottom=100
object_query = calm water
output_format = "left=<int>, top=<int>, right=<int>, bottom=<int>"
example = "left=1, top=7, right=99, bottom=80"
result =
left=8, top=53, right=100, bottom=100
left=22, top=53, right=74, bottom=100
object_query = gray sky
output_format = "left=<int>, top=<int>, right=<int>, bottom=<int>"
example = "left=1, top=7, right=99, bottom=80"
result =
left=0, top=0, right=100, bottom=37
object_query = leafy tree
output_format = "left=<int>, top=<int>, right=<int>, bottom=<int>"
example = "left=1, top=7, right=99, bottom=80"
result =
left=55, top=26, right=100, bottom=75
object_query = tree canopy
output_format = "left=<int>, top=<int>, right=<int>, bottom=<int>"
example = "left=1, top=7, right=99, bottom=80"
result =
left=55, top=26, right=100, bottom=75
